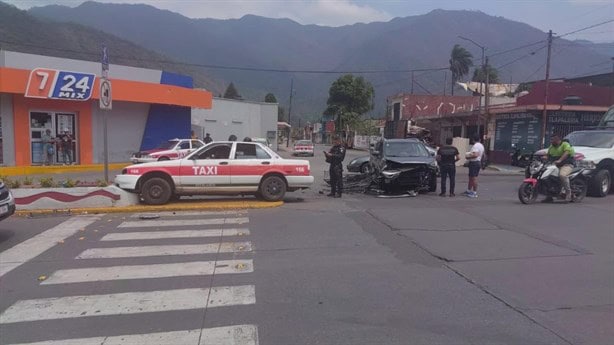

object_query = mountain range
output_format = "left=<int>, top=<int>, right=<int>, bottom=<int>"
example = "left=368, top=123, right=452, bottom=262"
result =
left=3, top=1, right=612, bottom=122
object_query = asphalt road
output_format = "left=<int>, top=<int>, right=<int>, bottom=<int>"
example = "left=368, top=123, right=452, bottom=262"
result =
left=0, top=146, right=612, bottom=344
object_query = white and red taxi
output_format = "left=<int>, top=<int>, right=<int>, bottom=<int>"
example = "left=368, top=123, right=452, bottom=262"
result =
left=293, top=140, right=314, bottom=156
left=131, top=139, right=205, bottom=163
left=116, top=141, right=314, bottom=204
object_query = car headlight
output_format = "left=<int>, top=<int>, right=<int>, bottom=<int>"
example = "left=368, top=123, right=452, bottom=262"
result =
left=382, top=170, right=401, bottom=178
left=577, top=160, right=596, bottom=169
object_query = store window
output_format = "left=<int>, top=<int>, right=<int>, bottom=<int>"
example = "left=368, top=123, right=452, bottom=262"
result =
left=30, top=111, right=77, bottom=165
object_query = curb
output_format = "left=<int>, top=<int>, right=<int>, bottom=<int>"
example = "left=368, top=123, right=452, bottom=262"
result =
left=16, top=199, right=284, bottom=216
left=0, top=163, right=130, bottom=176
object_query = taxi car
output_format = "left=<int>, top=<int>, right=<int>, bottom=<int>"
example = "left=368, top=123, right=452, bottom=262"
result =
left=293, top=140, right=314, bottom=156
left=115, top=141, right=314, bottom=204
left=131, top=139, right=205, bottom=163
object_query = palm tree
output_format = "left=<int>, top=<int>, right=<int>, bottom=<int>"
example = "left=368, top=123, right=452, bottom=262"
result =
left=449, top=45, right=473, bottom=95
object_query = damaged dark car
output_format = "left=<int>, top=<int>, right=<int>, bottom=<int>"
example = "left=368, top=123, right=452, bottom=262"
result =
left=370, top=138, right=438, bottom=194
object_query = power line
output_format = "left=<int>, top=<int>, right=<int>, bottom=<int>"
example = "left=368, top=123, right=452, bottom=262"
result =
left=496, top=45, right=547, bottom=70
left=524, top=62, right=547, bottom=83
left=0, top=39, right=449, bottom=75
left=557, top=19, right=614, bottom=38
left=489, top=40, right=546, bottom=57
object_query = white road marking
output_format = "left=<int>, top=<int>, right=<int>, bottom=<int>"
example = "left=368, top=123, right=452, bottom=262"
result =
left=41, top=260, right=254, bottom=285
left=7, top=325, right=258, bottom=345
left=0, top=216, right=102, bottom=278
left=101, top=228, right=250, bottom=241
left=76, top=242, right=252, bottom=259
left=0, top=285, right=256, bottom=324
left=118, top=217, right=249, bottom=228
left=129, top=210, right=245, bottom=218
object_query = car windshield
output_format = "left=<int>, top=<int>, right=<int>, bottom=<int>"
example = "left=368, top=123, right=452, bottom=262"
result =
left=384, top=142, right=429, bottom=157
left=155, top=140, right=178, bottom=149
left=599, top=107, right=614, bottom=126
left=565, top=132, right=614, bottom=148
left=296, top=140, right=312, bottom=145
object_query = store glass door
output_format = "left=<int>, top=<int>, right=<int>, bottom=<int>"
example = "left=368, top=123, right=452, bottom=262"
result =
left=29, top=111, right=77, bottom=165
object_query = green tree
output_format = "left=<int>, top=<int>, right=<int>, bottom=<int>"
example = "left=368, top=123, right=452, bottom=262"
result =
left=223, top=82, right=242, bottom=100
left=472, top=65, right=500, bottom=84
left=264, top=93, right=286, bottom=121
left=264, top=93, right=277, bottom=103
left=325, top=74, right=374, bottom=131
left=449, top=44, right=473, bottom=95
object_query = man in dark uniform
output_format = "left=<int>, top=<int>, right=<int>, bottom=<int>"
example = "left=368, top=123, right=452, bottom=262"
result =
left=324, top=135, right=346, bottom=198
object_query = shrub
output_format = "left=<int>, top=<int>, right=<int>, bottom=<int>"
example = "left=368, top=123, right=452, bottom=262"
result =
left=96, top=179, right=109, bottom=188
left=62, top=178, right=77, bottom=188
left=39, top=177, right=56, bottom=188
left=23, top=176, right=34, bottom=186
left=8, top=179, right=21, bottom=189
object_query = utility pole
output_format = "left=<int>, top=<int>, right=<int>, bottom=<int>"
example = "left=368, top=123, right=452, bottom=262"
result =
left=411, top=71, right=415, bottom=94
left=484, top=55, right=490, bottom=140
left=286, top=78, right=294, bottom=148
left=443, top=71, right=447, bottom=96
left=541, top=30, right=553, bottom=148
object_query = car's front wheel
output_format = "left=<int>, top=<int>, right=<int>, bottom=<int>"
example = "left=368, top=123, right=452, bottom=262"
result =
left=259, top=175, right=287, bottom=202
left=141, top=177, right=172, bottom=205
left=360, top=162, right=371, bottom=174
left=588, top=169, right=611, bottom=197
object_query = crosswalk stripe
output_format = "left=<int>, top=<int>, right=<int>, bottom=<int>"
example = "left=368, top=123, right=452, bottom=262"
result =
left=76, top=242, right=252, bottom=259
left=118, top=217, right=249, bottom=228
left=0, top=285, right=256, bottom=324
left=41, top=260, right=254, bottom=285
left=7, top=324, right=258, bottom=345
left=129, top=210, right=245, bottom=218
left=0, top=216, right=102, bottom=278
left=100, top=228, right=250, bottom=241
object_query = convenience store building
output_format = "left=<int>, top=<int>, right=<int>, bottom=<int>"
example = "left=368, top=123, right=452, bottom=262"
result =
left=0, top=50, right=212, bottom=168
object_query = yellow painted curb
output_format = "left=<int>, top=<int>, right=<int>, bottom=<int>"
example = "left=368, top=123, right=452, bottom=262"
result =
left=0, top=163, right=131, bottom=177
left=16, top=199, right=283, bottom=216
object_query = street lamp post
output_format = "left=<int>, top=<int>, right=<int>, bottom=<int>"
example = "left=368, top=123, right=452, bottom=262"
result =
left=458, top=35, right=487, bottom=139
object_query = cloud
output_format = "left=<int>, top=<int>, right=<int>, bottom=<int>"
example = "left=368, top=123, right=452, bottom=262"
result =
left=6, top=0, right=392, bottom=26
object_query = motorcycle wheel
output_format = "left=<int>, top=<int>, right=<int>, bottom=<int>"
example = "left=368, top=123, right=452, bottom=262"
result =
left=571, top=179, right=587, bottom=203
left=518, top=182, right=538, bottom=204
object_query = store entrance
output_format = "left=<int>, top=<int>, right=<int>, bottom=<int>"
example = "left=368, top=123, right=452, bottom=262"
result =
left=30, top=111, right=77, bottom=165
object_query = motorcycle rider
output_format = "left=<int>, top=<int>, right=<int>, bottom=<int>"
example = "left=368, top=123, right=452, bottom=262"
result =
left=543, top=133, right=575, bottom=203
left=324, top=135, right=346, bottom=198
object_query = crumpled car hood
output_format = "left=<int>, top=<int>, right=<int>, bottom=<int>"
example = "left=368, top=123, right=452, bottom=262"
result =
left=385, top=157, right=434, bottom=165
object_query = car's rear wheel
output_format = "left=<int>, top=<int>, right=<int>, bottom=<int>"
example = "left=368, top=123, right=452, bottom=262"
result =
left=141, top=177, right=172, bottom=205
left=158, top=156, right=170, bottom=161
left=259, top=175, right=287, bottom=202
left=588, top=169, right=610, bottom=197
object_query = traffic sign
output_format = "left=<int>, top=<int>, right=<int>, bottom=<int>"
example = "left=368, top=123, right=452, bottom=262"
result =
left=99, top=79, right=112, bottom=110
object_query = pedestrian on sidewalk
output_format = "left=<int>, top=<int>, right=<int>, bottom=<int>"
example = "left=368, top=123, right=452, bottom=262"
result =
left=204, top=133, right=213, bottom=144
left=437, top=137, right=460, bottom=197
left=59, top=128, right=74, bottom=165
left=41, top=129, right=56, bottom=165
left=324, top=135, right=346, bottom=198
left=463, top=135, right=485, bottom=198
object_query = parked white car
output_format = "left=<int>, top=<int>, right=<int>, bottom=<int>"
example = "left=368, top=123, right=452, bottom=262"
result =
left=566, top=130, right=614, bottom=197
left=131, top=139, right=205, bottom=163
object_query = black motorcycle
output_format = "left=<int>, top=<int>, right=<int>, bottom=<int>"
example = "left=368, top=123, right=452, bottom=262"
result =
left=518, top=159, right=591, bottom=204
left=510, top=144, right=532, bottom=167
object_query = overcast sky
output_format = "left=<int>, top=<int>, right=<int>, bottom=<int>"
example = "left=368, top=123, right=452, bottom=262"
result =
left=6, top=0, right=614, bottom=42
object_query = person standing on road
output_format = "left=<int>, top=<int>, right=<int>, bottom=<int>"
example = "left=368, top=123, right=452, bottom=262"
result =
left=59, top=128, right=74, bottom=165
left=204, top=133, right=213, bottom=144
left=464, top=135, right=484, bottom=198
left=544, top=134, right=575, bottom=203
left=437, top=137, right=460, bottom=197
left=324, top=135, right=346, bottom=198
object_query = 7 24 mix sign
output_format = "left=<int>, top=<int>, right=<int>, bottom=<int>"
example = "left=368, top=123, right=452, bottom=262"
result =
left=26, top=68, right=96, bottom=101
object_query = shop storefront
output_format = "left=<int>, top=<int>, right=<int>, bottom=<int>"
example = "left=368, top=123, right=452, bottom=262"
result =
left=0, top=50, right=212, bottom=167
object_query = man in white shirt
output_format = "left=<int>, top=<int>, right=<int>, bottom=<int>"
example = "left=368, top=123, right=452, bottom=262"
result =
left=464, top=136, right=485, bottom=198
